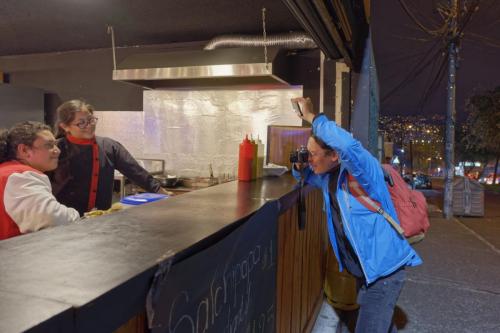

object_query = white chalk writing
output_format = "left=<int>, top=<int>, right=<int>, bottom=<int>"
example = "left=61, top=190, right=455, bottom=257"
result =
left=167, top=239, right=275, bottom=333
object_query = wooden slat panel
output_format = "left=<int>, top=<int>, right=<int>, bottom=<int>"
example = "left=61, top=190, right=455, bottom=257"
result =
left=114, top=312, right=146, bottom=333
left=267, top=126, right=312, bottom=169
left=277, top=189, right=328, bottom=333
left=291, top=205, right=302, bottom=333
left=276, top=207, right=286, bottom=332
left=277, top=205, right=295, bottom=332
left=301, top=208, right=311, bottom=328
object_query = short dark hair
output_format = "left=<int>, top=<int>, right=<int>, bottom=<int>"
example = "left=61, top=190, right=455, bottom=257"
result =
left=0, top=121, right=52, bottom=163
left=310, top=135, right=335, bottom=153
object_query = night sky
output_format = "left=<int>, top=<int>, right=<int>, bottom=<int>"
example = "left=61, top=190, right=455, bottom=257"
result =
left=372, top=0, right=500, bottom=121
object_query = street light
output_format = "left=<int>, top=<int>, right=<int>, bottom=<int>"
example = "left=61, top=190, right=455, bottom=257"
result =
left=409, top=139, right=414, bottom=176
left=405, top=124, right=414, bottom=176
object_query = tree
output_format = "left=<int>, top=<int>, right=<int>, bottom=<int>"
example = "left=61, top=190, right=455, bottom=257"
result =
left=455, top=125, right=489, bottom=176
left=463, top=87, right=500, bottom=184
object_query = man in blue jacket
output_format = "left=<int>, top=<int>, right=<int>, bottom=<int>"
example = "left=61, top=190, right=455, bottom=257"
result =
left=291, top=97, right=422, bottom=333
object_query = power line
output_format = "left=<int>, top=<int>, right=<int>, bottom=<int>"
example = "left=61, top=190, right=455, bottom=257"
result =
left=465, top=32, right=500, bottom=48
left=377, top=48, right=430, bottom=67
left=381, top=38, right=443, bottom=103
left=392, top=0, right=483, bottom=220
left=399, top=0, right=448, bottom=36
left=418, top=52, right=449, bottom=110
left=385, top=0, right=483, bottom=109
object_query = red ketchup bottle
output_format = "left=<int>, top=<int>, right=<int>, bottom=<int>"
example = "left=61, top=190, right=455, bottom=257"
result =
left=238, top=135, right=254, bottom=181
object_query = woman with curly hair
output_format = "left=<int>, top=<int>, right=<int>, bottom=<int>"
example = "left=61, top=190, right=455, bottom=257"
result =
left=0, top=121, right=80, bottom=240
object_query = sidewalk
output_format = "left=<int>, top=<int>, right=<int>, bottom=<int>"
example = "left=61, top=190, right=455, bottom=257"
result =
left=312, top=203, right=500, bottom=332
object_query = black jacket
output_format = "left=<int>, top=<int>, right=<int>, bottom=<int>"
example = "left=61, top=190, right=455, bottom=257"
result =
left=50, top=136, right=161, bottom=216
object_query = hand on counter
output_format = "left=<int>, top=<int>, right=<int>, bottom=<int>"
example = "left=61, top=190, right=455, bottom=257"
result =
left=83, top=202, right=124, bottom=218
left=158, top=187, right=175, bottom=196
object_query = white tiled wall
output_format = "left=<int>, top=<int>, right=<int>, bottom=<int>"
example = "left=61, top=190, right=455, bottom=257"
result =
left=95, top=88, right=302, bottom=178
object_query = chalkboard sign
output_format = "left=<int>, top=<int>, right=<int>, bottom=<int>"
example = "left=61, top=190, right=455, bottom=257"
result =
left=149, top=202, right=279, bottom=333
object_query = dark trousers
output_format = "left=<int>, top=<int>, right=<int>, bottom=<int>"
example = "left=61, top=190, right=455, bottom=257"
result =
left=355, top=268, right=406, bottom=333
left=335, top=268, right=406, bottom=333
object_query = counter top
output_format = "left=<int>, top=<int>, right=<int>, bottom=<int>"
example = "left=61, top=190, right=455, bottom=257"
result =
left=0, top=174, right=303, bottom=332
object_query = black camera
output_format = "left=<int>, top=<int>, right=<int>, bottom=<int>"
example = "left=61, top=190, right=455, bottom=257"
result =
left=289, top=145, right=309, bottom=164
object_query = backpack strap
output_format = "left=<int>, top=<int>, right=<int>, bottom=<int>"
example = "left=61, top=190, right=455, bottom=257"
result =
left=347, top=174, right=405, bottom=236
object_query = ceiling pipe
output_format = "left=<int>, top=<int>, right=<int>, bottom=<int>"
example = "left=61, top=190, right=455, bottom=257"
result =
left=203, top=32, right=317, bottom=50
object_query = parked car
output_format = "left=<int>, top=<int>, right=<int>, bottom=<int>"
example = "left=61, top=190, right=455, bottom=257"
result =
left=478, top=173, right=499, bottom=185
left=413, top=174, right=432, bottom=189
left=402, top=173, right=432, bottom=189
left=403, top=174, right=414, bottom=189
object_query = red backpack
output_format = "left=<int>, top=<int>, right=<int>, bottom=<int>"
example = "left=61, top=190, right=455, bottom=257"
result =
left=347, top=164, right=430, bottom=243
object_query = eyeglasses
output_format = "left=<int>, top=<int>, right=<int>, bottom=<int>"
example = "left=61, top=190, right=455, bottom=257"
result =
left=308, top=150, right=335, bottom=158
left=72, top=116, right=98, bottom=129
left=308, top=151, right=326, bottom=158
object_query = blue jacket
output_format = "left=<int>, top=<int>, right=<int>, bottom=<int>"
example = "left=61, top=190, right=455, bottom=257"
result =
left=294, top=114, right=422, bottom=284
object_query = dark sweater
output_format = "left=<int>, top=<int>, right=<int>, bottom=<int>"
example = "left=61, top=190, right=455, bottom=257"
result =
left=328, top=166, right=364, bottom=278
left=50, top=136, right=161, bottom=216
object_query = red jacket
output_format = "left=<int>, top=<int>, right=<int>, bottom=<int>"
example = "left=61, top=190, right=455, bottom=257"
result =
left=1, top=161, right=80, bottom=240
left=0, top=161, right=40, bottom=239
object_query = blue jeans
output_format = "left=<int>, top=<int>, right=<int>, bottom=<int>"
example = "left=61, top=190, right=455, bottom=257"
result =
left=355, top=268, right=406, bottom=333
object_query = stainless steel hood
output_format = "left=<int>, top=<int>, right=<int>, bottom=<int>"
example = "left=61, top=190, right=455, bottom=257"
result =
left=112, top=47, right=294, bottom=89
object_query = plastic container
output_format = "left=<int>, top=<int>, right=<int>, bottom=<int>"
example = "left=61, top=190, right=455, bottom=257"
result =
left=250, top=136, right=258, bottom=180
left=453, top=177, right=484, bottom=216
left=324, top=245, right=359, bottom=310
left=263, top=163, right=288, bottom=177
left=120, top=193, right=169, bottom=208
left=238, top=135, right=254, bottom=181
left=256, top=136, right=265, bottom=179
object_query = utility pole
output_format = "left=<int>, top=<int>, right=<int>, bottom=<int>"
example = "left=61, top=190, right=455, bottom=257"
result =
left=395, top=0, right=479, bottom=217
left=443, top=0, right=458, bottom=219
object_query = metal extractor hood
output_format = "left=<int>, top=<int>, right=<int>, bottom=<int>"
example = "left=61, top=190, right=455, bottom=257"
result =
left=112, top=47, right=293, bottom=89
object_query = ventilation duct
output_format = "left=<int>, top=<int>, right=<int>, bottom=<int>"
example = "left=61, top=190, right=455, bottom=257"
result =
left=203, top=32, right=316, bottom=50
left=113, top=34, right=316, bottom=89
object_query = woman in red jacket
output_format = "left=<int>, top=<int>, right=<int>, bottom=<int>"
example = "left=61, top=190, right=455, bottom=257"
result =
left=0, top=121, right=80, bottom=240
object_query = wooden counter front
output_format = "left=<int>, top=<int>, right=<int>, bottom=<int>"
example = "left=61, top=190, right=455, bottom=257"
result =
left=276, top=189, right=328, bottom=333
